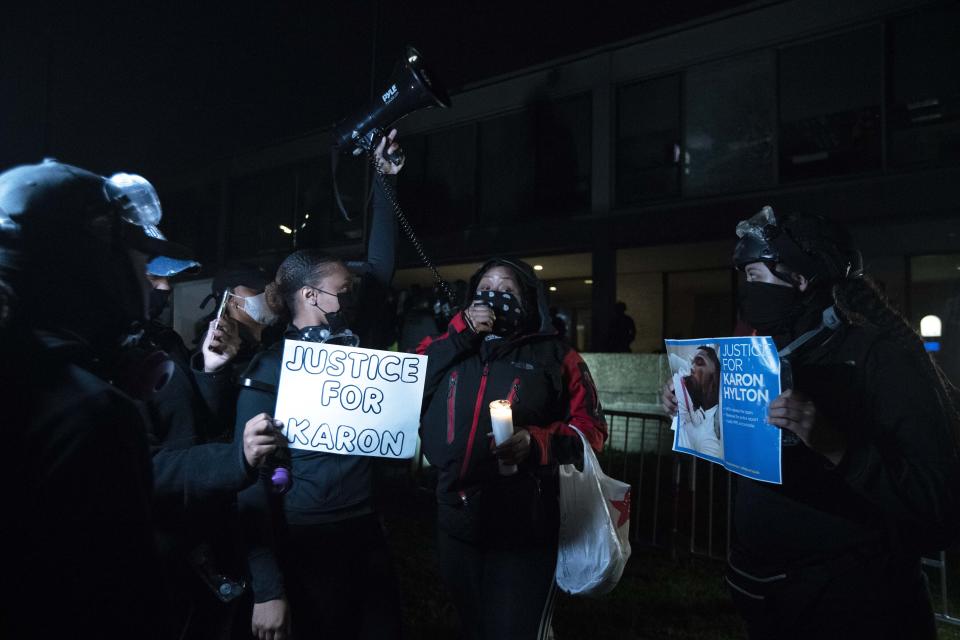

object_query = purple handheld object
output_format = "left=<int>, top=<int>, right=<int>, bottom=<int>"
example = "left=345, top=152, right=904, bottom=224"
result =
left=270, top=467, right=291, bottom=494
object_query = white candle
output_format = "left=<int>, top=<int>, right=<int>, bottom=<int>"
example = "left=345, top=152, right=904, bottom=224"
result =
left=489, top=399, right=517, bottom=476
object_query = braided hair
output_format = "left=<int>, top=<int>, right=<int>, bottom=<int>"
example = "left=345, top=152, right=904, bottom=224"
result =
left=782, top=215, right=959, bottom=441
left=832, top=275, right=959, bottom=412
left=264, top=249, right=344, bottom=320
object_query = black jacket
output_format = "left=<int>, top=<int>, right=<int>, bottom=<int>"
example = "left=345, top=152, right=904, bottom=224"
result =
left=3, top=332, right=163, bottom=638
left=732, top=319, right=960, bottom=574
left=234, top=332, right=378, bottom=600
left=144, top=322, right=254, bottom=509
left=417, top=260, right=607, bottom=542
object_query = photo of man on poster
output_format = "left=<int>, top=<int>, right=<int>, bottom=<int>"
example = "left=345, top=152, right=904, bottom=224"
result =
left=669, top=344, right=723, bottom=459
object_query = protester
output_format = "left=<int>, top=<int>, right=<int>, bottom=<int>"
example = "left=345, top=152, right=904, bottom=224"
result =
left=193, top=263, right=286, bottom=439
left=417, top=257, right=608, bottom=640
left=607, top=301, right=636, bottom=352
left=199, top=264, right=279, bottom=355
left=235, top=130, right=403, bottom=640
left=111, top=193, right=289, bottom=639
left=0, top=159, right=167, bottom=637
left=662, top=206, right=960, bottom=639
left=549, top=305, right=568, bottom=342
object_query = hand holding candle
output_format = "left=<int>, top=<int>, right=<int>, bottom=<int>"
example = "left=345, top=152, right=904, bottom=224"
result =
left=489, top=399, right=520, bottom=475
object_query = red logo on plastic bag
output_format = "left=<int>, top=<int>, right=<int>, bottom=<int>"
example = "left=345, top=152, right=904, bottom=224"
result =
left=610, top=488, right=631, bottom=528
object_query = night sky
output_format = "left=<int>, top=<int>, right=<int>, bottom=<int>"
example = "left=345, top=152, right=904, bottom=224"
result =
left=1, top=0, right=761, bottom=178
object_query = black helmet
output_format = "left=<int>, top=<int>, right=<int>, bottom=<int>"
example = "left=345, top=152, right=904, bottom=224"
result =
left=733, top=206, right=862, bottom=284
left=0, top=163, right=191, bottom=258
left=0, top=160, right=191, bottom=344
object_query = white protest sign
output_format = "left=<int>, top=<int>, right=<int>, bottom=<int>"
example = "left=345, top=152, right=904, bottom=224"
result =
left=273, top=339, right=427, bottom=459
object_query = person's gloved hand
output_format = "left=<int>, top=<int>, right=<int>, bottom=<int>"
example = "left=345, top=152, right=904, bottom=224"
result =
left=491, top=427, right=532, bottom=465
left=768, top=389, right=846, bottom=466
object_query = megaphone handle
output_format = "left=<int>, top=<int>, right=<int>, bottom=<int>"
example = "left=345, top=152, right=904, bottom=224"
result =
left=368, top=151, right=457, bottom=304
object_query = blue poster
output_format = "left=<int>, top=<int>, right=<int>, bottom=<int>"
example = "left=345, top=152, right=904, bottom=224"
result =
left=665, top=337, right=782, bottom=484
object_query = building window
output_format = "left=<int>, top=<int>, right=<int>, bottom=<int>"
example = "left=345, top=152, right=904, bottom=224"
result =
left=296, top=156, right=365, bottom=249
left=400, top=123, right=477, bottom=232
left=616, top=74, right=681, bottom=205
left=778, top=26, right=882, bottom=181
left=684, top=50, right=776, bottom=196
left=227, top=156, right=367, bottom=259
left=479, top=109, right=535, bottom=222
left=533, top=93, right=592, bottom=216
left=888, top=5, right=960, bottom=168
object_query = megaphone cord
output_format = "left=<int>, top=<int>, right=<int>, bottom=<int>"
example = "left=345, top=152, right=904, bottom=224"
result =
left=367, top=146, right=457, bottom=305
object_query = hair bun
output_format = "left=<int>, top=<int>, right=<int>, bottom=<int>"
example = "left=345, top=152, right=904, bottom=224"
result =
left=264, top=281, right=286, bottom=316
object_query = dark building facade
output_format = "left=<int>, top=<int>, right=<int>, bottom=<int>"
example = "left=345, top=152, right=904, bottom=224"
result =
left=155, top=0, right=959, bottom=378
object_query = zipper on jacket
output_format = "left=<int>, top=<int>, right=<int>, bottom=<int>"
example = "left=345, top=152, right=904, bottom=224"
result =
left=446, top=371, right=458, bottom=444
left=507, top=376, right=520, bottom=405
left=458, top=363, right=490, bottom=481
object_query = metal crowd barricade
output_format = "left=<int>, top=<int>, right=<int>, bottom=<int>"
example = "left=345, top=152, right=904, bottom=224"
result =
left=599, top=409, right=958, bottom=627
left=600, top=409, right=731, bottom=560
left=923, top=551, right=960, bottom=627
left=407, top=409, right=957, bottom=626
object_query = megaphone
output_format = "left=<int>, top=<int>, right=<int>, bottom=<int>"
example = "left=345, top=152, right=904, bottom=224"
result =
left=329, top=46, right=456, bottom=307
left=332, top=46, right=451, bottom=157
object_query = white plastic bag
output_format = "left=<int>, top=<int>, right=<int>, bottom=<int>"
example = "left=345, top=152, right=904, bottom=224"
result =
left=555, top=426, right=632, bottom=596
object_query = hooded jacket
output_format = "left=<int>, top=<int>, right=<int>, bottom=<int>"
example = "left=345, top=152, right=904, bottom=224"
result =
left=417, top=258, right=607, bottom=542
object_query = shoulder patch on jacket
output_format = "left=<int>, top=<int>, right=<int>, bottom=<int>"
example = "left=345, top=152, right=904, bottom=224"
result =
left=577, top=360, right=603, bottom=420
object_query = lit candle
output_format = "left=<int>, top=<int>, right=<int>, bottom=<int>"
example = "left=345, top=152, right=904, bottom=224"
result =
left=489, top=399, right=517, bottom=476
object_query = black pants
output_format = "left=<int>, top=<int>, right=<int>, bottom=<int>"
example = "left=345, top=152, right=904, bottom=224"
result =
left=436, top=529, right=559, bottom=640
left=727, top=553, right=937, bottom=640
left=281, top=514, right=402, bottom=640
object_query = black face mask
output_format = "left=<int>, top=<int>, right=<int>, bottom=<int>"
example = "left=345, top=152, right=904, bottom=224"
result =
left=473, top=290, right=525, bottom=336
left=308, top=287, right=358, bottom=335
left=149, top=288, right=171, bottom=321
left=324, top=290, right=359, bottom=335
left=739, top=282, right=803, bottom=335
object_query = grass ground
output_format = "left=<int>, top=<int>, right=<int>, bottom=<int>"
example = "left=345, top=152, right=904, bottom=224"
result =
left=378, top=479, right=960, bottom=639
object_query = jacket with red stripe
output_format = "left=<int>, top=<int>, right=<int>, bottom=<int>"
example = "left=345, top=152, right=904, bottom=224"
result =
left=416, top=311, right=607, bottom=535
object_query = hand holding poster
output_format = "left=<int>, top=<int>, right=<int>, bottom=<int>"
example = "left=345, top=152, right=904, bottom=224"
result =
left=273, top=340, right=427, bottom=459
left=666, top=337, right=782, bottom=484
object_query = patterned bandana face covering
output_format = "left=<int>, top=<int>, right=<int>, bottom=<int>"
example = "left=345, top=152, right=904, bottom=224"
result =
left=473, top=290, right=524, bottom=336
left=297, top=325, right=360, bottom=347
